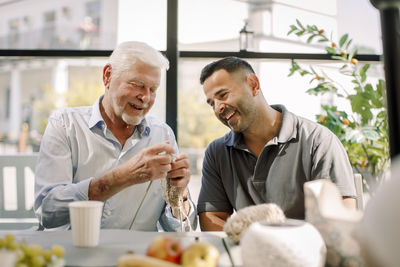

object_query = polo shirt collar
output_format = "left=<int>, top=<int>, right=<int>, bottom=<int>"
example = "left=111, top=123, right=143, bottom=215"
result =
left=272, top=104, right=297, bottom=143
left=225, top=131, right=243, bottom=147
left=88, top=95, right=151, bottom=137
left=224, top=104, right=297, bottom=147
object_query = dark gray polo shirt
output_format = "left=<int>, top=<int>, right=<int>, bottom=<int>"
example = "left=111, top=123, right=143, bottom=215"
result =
left=197, top=105, right=356, bottom=219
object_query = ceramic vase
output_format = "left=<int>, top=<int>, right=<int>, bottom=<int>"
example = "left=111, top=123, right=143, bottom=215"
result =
left=240, top=219, right=326, bottom=267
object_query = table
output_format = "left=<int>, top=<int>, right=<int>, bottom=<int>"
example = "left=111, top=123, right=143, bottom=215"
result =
left=0, top=229, right=243, bottom=267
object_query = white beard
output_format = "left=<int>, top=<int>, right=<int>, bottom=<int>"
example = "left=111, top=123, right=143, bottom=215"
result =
left=121, top=111, right=143, bottom=126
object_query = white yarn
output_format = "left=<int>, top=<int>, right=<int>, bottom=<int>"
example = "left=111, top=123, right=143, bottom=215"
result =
left=223, top=203, right=286, bottom=243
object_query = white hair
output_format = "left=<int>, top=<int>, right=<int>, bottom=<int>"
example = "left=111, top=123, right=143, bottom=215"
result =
left=108, top=41, right=169, bottom=77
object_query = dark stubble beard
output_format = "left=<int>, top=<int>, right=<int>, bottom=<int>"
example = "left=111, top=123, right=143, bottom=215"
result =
left=221, top=95, right=257, bottom=133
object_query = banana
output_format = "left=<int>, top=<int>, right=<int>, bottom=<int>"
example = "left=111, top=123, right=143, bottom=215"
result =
left=117, top=253, right=182, bottom=267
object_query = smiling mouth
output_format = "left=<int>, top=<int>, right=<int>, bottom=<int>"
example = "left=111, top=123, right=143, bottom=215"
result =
left=224, top=111, right=235, bottom=121
left=129, top=103, right=147, bottom=111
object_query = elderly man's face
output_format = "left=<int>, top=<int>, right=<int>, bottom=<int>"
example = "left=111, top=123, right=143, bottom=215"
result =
left=105, top=61, right=161, bottom=126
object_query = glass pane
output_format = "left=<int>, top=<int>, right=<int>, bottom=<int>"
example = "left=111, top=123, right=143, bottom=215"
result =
left=178, top=0, right=248, bottom=51
left=178, top=57, right=384, bottom=171
left=0, top=57, right=166, bottom=154
left=0, top=0, right=167, bottom=50
left=179, top=0, right=381, bottom=54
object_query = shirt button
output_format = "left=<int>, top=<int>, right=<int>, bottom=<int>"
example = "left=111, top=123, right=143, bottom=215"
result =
left=105, top=210, right=111, bottom=216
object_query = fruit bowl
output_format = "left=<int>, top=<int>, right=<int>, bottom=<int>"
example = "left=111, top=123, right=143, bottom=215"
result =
left=118, top=235, right=220, bottom=267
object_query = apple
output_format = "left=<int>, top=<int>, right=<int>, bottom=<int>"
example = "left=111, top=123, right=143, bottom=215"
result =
left=146, top=236, right=183, bottom=264
left=181, top=242, right=220, bottom=267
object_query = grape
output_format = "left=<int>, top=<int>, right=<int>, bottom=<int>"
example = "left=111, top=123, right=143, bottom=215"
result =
left=4, top=233, right=15, bottom=244
left=31, top=255, right=46, bottom=267
left=51, top=244, right=65, bottom=258
left=43, top=250, right=53, bottom=261
left=0, top=234, right=66, bottom=267
left=25, top=244, right=43, bottom=258
left=4, top=234, right=17, bottom=250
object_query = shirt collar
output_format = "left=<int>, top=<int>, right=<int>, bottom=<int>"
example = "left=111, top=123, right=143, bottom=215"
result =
left=224, top=104, right=297, bottom=147
left=224, top=131, right=242, bottom=147
left=88, top=95, right=151, bottom=137
left=272, top=104, right=297, bottom=143
left=89, top=95, right=104, bottom=129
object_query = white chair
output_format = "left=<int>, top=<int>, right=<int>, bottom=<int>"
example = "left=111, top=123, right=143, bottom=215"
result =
left=354, top=173, right=364, bottom=210
left=0, top=154, right=40, bottom=229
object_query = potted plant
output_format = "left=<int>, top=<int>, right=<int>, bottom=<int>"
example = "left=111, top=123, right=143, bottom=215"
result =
left=287, top=20, right=389, bottom=192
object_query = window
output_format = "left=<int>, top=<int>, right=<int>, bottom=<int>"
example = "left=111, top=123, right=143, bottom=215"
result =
left=8, top=18, right=19, bottom=48
left=0, top=0, right=383, bottom=157
left=41, top=11, right=56, bottom=48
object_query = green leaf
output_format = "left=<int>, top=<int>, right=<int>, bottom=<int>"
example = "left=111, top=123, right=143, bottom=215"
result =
left=310, top=66, right=317, bottom=74
left=345, top=39, right=353, bottom=49
left=360, top=64, right=370, bottom=82
left=296, top=19, right=305, bottom=30
left=288, top=60, right=300, bottom=76
left=363, top=126, right=380, bottom=141
left=331, top=55, right=345, bottom=60
left=377, top=111, right=386, bottom=118
left=326, top=47, right=336, bottom=54
left=307, top=34, right=318, bottom=43
left=339, top=33, right=349, bottom=47
left=327, top=109, right=341, bottom=120
left=364, top=84, right=375, bottom=98
left=287, top=29, right=296, bottom=35
left=318, top=37, right=329, bottom=42
left=287, top=25, right=297, bottom=36
left=359, top=64, right=370, bottom=76
left=306, top=88, right=319, bottom=95
left=360, top=72, right=367, bottom=83
left=348, top=93, right=373, bottom=121
left=371, top=97, right=384, bottom=108
left=296, top=30, right=305, bottom=36
left=300, top=70, right=311, bottom=76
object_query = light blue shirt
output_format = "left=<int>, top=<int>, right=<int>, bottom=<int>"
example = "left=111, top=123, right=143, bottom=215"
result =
left=34, top=96, right=197, bottom=231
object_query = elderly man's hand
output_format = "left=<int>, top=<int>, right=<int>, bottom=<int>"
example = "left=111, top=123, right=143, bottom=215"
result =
left=167, top=153, right=191, bottom=189
left=121, top=141, right=176, bottom=185
left=167, top=153, right=191, bottom=217
left=89, top=142, right=189, bottom=202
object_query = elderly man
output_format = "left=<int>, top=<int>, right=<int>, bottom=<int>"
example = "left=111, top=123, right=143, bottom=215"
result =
left=34, top=41, right=197, bottom=231
left=198, top=57, right=356, bottom=231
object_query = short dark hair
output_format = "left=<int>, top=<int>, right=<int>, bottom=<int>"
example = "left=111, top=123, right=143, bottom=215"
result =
left=199, top=57, right=255, bottom=85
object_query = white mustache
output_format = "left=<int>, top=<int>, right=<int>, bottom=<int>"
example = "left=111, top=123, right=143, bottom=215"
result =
left=130, top=102, right=149, bottom=109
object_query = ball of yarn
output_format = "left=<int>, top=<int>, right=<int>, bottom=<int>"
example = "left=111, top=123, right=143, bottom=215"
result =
left=223, top=203, right=286, bottom=243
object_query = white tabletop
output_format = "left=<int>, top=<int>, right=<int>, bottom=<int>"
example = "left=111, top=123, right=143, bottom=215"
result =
left=0, top=229, right=241, bottom=267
